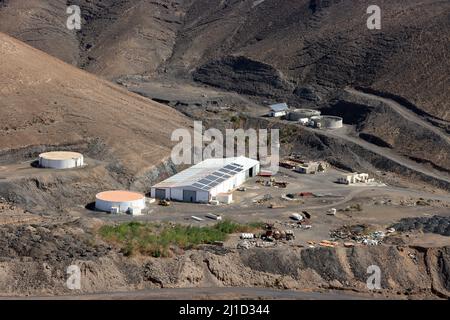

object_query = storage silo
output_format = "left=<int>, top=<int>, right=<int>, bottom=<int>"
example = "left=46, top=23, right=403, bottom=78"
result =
left=319, top=116, right=343, bottom=129
left=309, top=115, right=343, bottom=129
left=95, top=190, right=146, bottom=213
left=38, top=151, right=84, bottom=169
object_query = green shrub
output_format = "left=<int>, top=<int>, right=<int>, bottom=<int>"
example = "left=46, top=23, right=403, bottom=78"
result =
left=98, top=220, right=263, bottom=257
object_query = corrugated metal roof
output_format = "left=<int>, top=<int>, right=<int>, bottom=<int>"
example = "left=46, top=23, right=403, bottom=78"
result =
left=270, top=103, right=288, bottom=112
left=152, top=157, right=259, bottom=190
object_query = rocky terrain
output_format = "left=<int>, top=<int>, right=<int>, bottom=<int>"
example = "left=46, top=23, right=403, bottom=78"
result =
left=1, top=0, right=448, bottom=118
left=1, top=0, right=449, bottom=189
left=0, top=213, right=449, bottom=299
left=392, top=216, right=450, bottom=237
left=0, top=32, right=190, bottom=184
left=0, top=0, right=449, bottom=300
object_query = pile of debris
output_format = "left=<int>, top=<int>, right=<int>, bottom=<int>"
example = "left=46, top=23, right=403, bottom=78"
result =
left=158, top=199, right=171, bottom=206
left=281, top=221, right=312, bottom=230
left=236, top=223, right=296, bottom=249
left=279, top=211, right=312, bottom=230
left=261, top=223, right=296, bottom=241
left=255, top=177, right=288, bottom=188
left=329, top=224, right=388, bottom=246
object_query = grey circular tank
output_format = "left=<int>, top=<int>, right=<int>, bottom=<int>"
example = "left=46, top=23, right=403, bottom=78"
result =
left=287, top=109, right=321, bottom=121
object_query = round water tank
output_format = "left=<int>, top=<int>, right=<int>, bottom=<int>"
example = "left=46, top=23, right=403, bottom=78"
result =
left=39, top=151, right=84, bottom=169
left=95, top=190, right=146, bottom=213
left=321, top=116, right=343, bottom=129
left=287, top=109, right=321, bottom=121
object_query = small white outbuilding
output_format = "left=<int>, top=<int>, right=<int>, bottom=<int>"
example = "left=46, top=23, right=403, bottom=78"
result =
left=216, top=193, right=233, bottom=204
left=269, top=103, right=289, bottom=117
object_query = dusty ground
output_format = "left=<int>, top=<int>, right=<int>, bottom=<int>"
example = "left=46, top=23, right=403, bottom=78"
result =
left=0, top=159, right=449, bottom=299
left=80, top=167, right=450, bottom=247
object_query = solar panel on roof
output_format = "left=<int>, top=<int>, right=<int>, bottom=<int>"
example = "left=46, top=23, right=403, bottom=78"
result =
left=198, top=179, right=211, bottom=184
left=208, top=181, right=221, bottom=188
left=205, top=179, right=218, bottom=186
left=192, top=183, right=204, bottom=189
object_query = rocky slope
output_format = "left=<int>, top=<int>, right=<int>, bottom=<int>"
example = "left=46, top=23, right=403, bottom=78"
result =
left=0, top=32, right=189, bottom=180
left=0, top=217, right=448, bottom=298
left=1, top=0, right=448, bottom=121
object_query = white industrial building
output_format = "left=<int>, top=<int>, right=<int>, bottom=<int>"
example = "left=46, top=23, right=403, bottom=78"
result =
left=269, top=103, right=289, bottom=117
left=95, top=190, right=146, bottom=214
left=39, top=151, right=84, bottom=169
left=151, top=157, right=260, bottom=203
left=337, top=173, right=373, bottom=185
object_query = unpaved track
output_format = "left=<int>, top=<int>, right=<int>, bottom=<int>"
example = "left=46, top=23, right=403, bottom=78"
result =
left=5, top=287, right=374, bottom=300
left=305, top=112, right=450, bottom=188
left=345, top=88, right=450, bottom=144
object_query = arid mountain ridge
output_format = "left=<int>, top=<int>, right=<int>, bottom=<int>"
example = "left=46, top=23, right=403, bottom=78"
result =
left=0, top=0, right=448, bottom=120
left=0, top=0, right=449, bottom=190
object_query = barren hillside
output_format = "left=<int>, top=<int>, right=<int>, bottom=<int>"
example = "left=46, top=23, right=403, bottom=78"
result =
left=0, top=32, right=189, bottom=177
left=1, top=0, right=448, bottom=120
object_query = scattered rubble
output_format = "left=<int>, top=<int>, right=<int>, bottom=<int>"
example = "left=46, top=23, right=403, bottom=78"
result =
left=253, top=194, right=273, bottom=204
left=330, top=225, right=387, bottom=246
left=255, top=177, right=288, bottom=188
left=158, top=199, right=170, bottom=206
left=372, top=197, right=450, bottom=208
left=236, top=223, right=298, bottom=249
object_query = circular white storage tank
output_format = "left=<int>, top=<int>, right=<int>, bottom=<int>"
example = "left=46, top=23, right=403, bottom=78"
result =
left=95, top=190, right=146, bottom=213
left=39, top=151, right=84, bottom=169
left=310, top=116, right=343, bottom=129
left=287, top=109, right=321, bottom=121
left=321, top=116, right=343, bottom=129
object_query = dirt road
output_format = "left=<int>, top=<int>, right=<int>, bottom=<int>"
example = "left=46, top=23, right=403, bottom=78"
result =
left=8, top=287, right=375, bottom=300
left=345, top=88, right=450, bottom=145
left=302, top=114, right=450, bottom=192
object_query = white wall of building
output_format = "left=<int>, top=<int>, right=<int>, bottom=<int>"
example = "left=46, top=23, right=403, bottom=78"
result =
left=270, top=111, right=286, bottom=117
left=151, top=158, right=260, bottom=203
